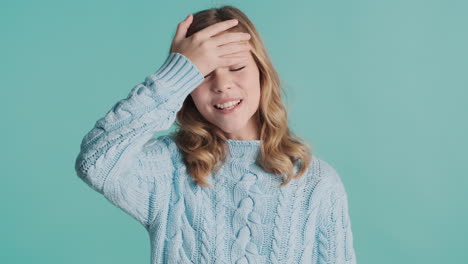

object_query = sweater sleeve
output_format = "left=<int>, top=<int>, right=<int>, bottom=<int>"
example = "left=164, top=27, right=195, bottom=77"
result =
left=316, top=163, right=357, bottom=264
left=74, top=52, right=204, bottom=229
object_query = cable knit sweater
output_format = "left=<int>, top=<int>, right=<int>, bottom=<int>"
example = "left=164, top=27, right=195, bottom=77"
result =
left=74, top=52, right=357, bottom=264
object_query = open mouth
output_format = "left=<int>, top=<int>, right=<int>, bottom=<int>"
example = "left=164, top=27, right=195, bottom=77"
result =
left=213, top=99, right=243, bottom=112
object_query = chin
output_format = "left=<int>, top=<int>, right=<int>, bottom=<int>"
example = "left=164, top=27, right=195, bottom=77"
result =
left=216, top=122, right=247, bottom=134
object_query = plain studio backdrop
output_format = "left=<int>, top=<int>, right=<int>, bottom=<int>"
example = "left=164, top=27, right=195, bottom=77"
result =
left=1, top=0, right=467, bottom=263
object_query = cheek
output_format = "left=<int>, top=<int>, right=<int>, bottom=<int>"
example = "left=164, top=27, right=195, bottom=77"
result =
left=190, top=87, right=201, bottom=100
left=190, top=93, right=212, bottom=113
left=252, top=91, right=261, bottom=110
left=245, top=78, right=261, bottom=101
left=190, top=88, right=206, bottom=105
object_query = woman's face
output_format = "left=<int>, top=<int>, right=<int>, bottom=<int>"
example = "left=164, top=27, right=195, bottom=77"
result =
left=190, top=50, right=261, bottom=140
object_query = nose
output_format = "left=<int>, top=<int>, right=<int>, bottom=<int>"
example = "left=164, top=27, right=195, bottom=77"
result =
left=211, top=71, right=232, bottom=93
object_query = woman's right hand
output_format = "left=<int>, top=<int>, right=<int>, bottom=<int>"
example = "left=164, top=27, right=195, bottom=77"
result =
left=170, top=14, right=252, bottom=77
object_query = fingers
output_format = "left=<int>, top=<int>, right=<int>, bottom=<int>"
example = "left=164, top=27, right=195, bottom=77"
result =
left=198, top=19, right=239, bottom=39
left=218, top=53, right=250, bottom=67
left=174, top=14, right=193, bottom=41
left=212, top=31, right=251, bottom=47
left=217, top=41, right=252, bottom=57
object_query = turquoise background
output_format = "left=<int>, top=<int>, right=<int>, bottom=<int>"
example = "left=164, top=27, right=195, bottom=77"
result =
left=2, top=0, right=467, bottom=263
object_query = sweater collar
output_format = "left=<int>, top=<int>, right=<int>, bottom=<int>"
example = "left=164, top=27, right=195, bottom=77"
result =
left=226, top=139, right=261, bottom=160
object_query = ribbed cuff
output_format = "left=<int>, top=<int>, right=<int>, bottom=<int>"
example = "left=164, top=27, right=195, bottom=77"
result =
left=146, top=52, right=205, bottom=108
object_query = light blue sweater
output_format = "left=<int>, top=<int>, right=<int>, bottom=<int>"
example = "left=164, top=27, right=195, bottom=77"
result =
left=74, top=52, right=357, bottom=264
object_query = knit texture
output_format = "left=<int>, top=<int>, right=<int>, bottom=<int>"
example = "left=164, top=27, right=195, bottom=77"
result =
left=74, top=52, right=357, bottom=264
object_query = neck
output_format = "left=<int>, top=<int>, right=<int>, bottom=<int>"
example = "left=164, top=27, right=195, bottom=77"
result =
left=223, top=112, right=261, bottom=140
left=226, top=138, right=261, bottom=160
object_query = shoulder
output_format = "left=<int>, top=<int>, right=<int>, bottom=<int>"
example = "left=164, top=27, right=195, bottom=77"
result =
left=306, top=155, right=349, bottom=202
left=304, top=155, right=342, bottom=183
left=316, top=157, right=346, bottom=190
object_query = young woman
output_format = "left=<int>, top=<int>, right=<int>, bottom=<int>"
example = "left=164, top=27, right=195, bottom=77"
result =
left=75, top=5, right=356, bottom=264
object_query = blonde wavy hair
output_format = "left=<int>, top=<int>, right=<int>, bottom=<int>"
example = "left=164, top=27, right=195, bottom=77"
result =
left=168, top=5, right=313, bottom=188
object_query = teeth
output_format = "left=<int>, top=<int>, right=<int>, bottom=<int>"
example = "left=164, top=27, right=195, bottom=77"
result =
left=215, top=99, right=241, bottom=109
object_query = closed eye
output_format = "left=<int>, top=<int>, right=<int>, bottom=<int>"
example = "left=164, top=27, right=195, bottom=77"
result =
left=232, top=66, right=246, bottom=72
left=204, top=66, right=246, bottom=78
